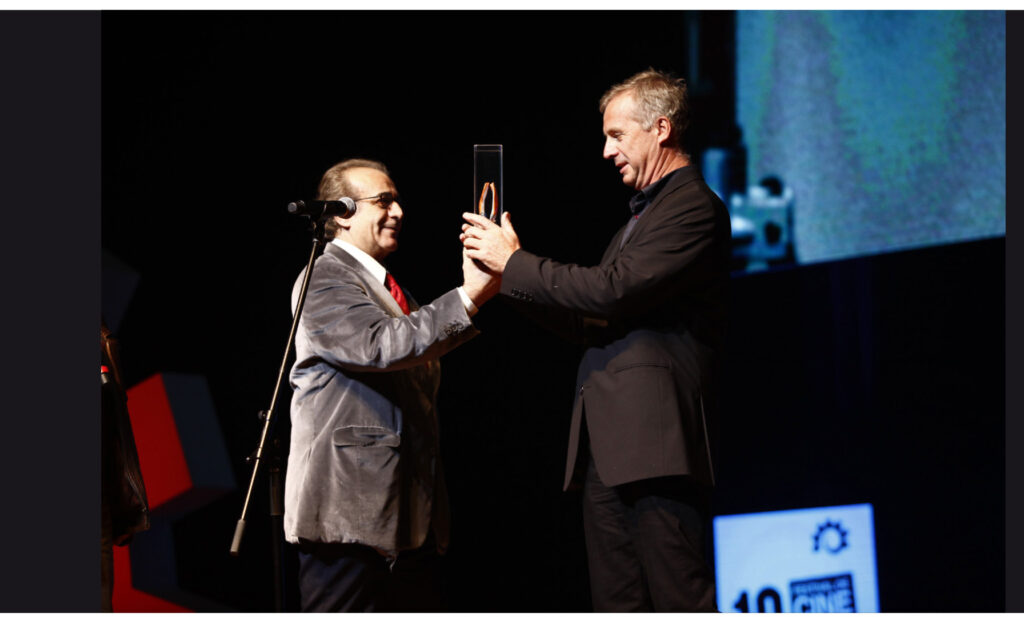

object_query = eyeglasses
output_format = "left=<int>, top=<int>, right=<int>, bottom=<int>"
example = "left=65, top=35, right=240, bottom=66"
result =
left=354, top=192, right=399, bottom=208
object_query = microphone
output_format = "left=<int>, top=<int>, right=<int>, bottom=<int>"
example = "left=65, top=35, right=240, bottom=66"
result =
left=287, top=197, right=357, bottom=219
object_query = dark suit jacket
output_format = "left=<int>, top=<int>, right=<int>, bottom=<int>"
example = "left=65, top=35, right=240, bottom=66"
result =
left=502, top=166, right=731, bottom=489
left=284, top=242, right=477, bottom=554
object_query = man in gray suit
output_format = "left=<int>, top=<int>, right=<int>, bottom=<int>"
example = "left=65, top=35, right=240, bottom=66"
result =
left=461, top=70, right=730, bottom=611
left=284, top=158, right=499, bottom=611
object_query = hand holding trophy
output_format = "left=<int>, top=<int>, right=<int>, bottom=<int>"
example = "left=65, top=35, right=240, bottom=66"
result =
left=463, top=144, right=518, bottom=274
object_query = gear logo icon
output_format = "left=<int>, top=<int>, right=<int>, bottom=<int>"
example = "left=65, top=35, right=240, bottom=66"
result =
left=813, top=519, right=849, bottom=554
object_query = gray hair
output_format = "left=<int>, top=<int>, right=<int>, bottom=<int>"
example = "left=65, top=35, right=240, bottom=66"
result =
left=599, top=68, right=689, bottom=148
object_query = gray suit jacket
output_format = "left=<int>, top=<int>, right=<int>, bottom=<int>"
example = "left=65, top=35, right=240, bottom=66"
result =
left=283, top=243, right=477, bottom=554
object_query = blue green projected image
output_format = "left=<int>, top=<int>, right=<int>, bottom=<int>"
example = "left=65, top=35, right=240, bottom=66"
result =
left=734, top=11, right=1005, bottom=266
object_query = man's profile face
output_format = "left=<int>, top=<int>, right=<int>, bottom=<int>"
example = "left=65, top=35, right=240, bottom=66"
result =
left=339, top=167, right=403, bottom=260
left=602, top=92, right=660, bottom=190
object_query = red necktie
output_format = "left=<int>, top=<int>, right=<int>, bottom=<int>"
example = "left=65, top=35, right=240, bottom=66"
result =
left=385, top=272, right=410, bottom=315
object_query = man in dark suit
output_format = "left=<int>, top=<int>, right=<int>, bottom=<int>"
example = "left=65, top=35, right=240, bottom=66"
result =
left=461, top=69, right=731, bottom=611
left=284, top=158, right=499, bottom=611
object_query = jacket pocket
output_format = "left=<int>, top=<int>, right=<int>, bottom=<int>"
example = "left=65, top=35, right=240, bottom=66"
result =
left=332, top=426, right=401, bottom=448
left=609, top=360, right=671, bottom=373
left=328, top=425, right=401, bottom=542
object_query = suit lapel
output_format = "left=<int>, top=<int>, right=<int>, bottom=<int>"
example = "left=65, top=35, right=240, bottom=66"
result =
left=324, top=243, right=406, bottom=317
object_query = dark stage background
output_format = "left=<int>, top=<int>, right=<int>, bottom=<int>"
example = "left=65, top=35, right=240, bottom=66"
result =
left=100, top=11, right=1005, bottom=612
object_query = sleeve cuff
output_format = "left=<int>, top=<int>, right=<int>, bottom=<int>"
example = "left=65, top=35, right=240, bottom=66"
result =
left=457, top=286, right=479, bottom=317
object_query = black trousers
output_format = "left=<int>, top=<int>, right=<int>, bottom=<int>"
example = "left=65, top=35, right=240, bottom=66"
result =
left=582, top=455, right=717, bottom=612
left=297, top=534, right=442, bottom=612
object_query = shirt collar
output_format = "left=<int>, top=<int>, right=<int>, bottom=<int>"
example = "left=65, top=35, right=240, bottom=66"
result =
left=628, top=166, right=687, bottom=216
left=331, top=238, right=387, bottom=285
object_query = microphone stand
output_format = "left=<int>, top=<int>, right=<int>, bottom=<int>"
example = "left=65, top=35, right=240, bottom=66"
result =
left=230, top=215, right=325, bottom=612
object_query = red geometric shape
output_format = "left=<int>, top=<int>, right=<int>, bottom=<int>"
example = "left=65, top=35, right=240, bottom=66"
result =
left=113, top=545, right=190, bottom=612
left=126, top=373, right=193, bottom=509
left=113, top=372, right=237, bottom=612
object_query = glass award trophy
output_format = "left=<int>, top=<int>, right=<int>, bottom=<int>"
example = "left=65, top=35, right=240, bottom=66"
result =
left=473, top=144, right=502, bottom=222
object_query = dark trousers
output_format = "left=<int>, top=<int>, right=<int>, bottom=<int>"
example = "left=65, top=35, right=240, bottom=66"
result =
left=582, top=455, right=717, bottom=612
left=297, top=535, right=442, bottom=612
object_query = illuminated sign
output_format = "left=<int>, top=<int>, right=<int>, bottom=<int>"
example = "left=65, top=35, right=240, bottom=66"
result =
left=714, top=503, right=879, bottom=612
